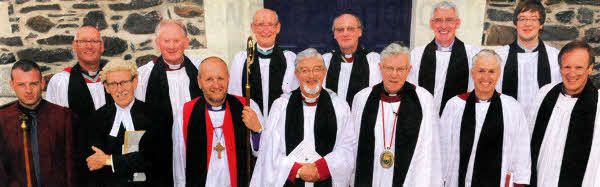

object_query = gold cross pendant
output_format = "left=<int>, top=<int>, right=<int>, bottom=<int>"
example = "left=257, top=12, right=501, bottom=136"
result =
left=214, top=142, right=225, bottom=159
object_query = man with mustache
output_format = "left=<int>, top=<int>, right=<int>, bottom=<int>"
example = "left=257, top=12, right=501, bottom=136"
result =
left=229, top=9, right=298, bottom=121
left=407, top=1, right=481, bottom=116
left=0, top=60, right=77, bottom=187
left=172, top=57, right=263, bottom=187
left=323, top=13, right=381, bottom=107
left=135, top=19, right=203, bottom=185
left=351, top=43, right=442, bottom=187
left=528, top=41, right=599, bottom=187
left=495, top=0, right=561, bottom=113
left=440, top=49, right=531, bottom=187
left=84, top=60, right=156, bottom=186
left=251, top=48, right=356, bottom=186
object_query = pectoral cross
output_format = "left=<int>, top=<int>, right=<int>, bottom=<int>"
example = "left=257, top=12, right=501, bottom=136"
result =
left=214, top=142, right=225, bottom=159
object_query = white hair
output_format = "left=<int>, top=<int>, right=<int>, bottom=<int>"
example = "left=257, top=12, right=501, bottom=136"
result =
left=380, top=43, right=410, bottom=61
left=472, top=49, right=502, bottom=69
left=295, top=48, right=325, bottom=69
left=155, top=19, right=188, bottom=38
left=99, top=60, right=139, bottom=82
left=431, top=1, right=459, bottom=19
left=331, top=13, right=363, bottom=32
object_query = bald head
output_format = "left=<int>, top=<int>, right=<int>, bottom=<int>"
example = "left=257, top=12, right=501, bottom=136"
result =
left=253, top=9, right=278, bottom=23
left=76, top=26, right=101, bottom=40
left=198, top=57, right=228, bottom=78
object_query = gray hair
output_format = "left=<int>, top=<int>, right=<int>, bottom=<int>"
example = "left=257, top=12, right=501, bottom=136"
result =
left=155, top=19, right=188, bottom=38
left=99, top=60, right=139, bottom=82
left=431, top=1, right=459, bottom=19
left=472, top=49, right=503, bottom=69
left=295, top=48, right=325, bottom=69
left=252, top=9, right=279, bottom=23
left=380, top=43, right=410, bottom=61
left=331, top=13, right=363, bottom=32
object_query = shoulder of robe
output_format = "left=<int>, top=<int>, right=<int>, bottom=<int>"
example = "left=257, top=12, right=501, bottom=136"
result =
left=410, top=44, right=427, bottom=54
left=495, top=45, right=510, bottom=54
left=230, top=94, right=246, bottom=106
left=62, top=67, right=72, bottom=73
left=499, top=94, right=520, bottom=105
left=283, top=50, right=296, bottom=56
left=544, top=44, right=560, bottom=54
left=538, top=82, right=561, bottom=97
left=447, top=95, right=466, bottom=106
left=45, top=101, right=73, bottom=115
left=0, top=101, right=17, bottom=111
left=138, top=61, right=155, bottom=72
left=48, top=71, right=70, bottom=82
left=414, top=85, right=434, bottom=101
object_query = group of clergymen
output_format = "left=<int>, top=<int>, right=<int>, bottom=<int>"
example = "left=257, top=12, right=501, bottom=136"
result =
left=1, top=0, right=599, bottom=186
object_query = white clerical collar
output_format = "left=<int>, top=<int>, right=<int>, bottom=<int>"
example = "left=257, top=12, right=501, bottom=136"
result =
left=517, top=40, right=538, bottom=53
left=110, top=101, right=135, bottom=137
left=344, top=54, right=352, bottom=58
left=257, top=44, right=274, bottom=52
left=167, top=62, right=182, bottom=70
left=301, top=92, right=319, bottom=105
left=435, top=39, right=454, bottom=52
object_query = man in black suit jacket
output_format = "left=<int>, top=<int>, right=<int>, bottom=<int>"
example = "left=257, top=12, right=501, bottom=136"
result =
left=85, top=60, right=156, bottom=186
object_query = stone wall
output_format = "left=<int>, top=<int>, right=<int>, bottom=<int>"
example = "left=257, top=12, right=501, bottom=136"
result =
left=483, top=0, right=599, bottom=60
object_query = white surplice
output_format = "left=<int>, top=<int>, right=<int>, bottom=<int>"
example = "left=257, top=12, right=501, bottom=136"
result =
left=495, top=44, right=561, bottom=113
left=440, top=94, right=531, bottom=187
left=528, top=82, right=600, bottom=187
left=322, top=52, right=382, bottom=100
left=45, top=70, right=106, bottom=109
left=350, top=86, right=442, bottom=187
left=134, top=57, right=202, bottom=118
left=408, top=43, right=480, bottom=115
left=228, top=50, right=299, bottom=120
left=172, top=99, right=263, bottom=187
left=250, top=90, right=356, bottom=187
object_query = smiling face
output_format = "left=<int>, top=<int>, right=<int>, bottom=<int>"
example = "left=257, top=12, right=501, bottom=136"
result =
left=295, top=56, right=326, bottom=98
left=471, top=56, right=501, bottom=100
left=560, top=48, right=593, bottom=95
left=333, top=14, right=362, bottom=54
left=251, top=9, right=281, bottom=48
left=429, top=8, right=460, bottom=47
left=155, top=23, right=190, bottom=65
left=73, top=26, right=104, bottom=66
left=10, top=69, right=44, bottom=109
left=104, top=70, right=137, bottom=108
left=198, top=58, right=229, bottom=106
left=515, top=10, right=543, bottom=44
left=379, top=54, right=411, bottom=94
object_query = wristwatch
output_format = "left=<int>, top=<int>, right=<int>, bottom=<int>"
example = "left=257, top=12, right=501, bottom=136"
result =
left=296, top=168, right=302, bottom=178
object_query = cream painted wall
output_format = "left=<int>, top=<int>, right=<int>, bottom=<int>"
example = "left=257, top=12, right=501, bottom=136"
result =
left=410, top=0, right=487, bottom=49
left=184, top=0, right=263, bottom=65
left=0, top=2, right=10, bottom=36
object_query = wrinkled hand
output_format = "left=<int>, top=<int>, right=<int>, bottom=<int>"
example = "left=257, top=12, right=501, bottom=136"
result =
left=86, top=146, right=109, bottom=171
left=242, top=106, right=262, bottom=133
left=299, top=163, right=320, bottom=182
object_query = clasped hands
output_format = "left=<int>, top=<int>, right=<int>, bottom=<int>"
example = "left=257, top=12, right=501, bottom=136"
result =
left=86, top=146, right=110, bottom=171
left=299, top=163, right=320, bottom=182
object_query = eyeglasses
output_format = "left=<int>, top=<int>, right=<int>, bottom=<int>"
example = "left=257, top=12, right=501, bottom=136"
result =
left=298, top=67, right=325, bottom=75
left=382, top=66, right=409, bottom=74
left=75, top=40, right=102, bottom=45
left=105, top=77, right=135, bottom=89
left=431, top=18, right=457, bottom=24
left=253, top=22, right=279, bottom=28
left=334, top=26, right=360, bottom=33
left=517, top=17, right=540, bottom=23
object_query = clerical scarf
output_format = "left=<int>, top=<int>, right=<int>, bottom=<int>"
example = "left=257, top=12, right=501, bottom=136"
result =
left=146, top=55, right=202, bottom=127
left=418, top=38, right=469, bottom=116
left=354, top=83, right=422, bottom=187
left=284, top=89, right=337, bottom=187
left=325, top=43, right=370, bottom=106
left=502, top=39, right=551, bottom=99
left=67, top=62, right=113, bottom=120
left=182, top=95, right=250, bottom=187
left=241, top=43, right=286, bottom=114
left=530, top=80, right=597, bottom=187
left=458, top=91, right=503, bottom=187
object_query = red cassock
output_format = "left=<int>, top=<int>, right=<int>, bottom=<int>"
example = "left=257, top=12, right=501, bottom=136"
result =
left=0, top=100, right=77, bottom=187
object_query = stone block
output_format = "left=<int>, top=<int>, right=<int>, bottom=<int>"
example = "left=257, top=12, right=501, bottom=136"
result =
left=593, top=47, right=599, bottom=56
left=0, top=37, right=23, bottom=46
left=487, top=9, right=513, bottom=22
left=189, top=38, right=203, bottom=49
left=36, top=35, right=74, bottom=45
left=585, top=28, right=600, bottom=43
left=109, top=0, right=162, bottom=11
left=140, top=39, right=152, bottom=46
left=123, top=11, right=161, bottom=34
left=112, top=24, right=119, bottom=33
left=489, top=3, right=512, bottom=7
left=138, top=46, right=153, bottom=51
left=175, top=3, right=204, bottom=18
left=545, top=0, right=562, bottom=5
left=486, top=25, right=516, bottom=46
left=565, top=0, right=600, bottom=5
left=540, top=26, right=579, bottom=41
left=11, top=25, right=19, bottom=33
left=576, top=8, right=594, bottom=24
left=73, top=3, right=99, bottom=9
left=25, top=33, right=38, bottom=40
left=0, top=52, right=16, bottom=64
left=555, top=10, right=575, bottom=23
left=110, top=15, right=123, bottom=20
left=102, top=37, right=128, bottom=56
left=187, top=23, right=202, bottom=35
left=124, top=54, right=132, bottom=60
left=48, top=14, right=76, bottom=18
left=57, top=24, right=79, bottom=29
left=20, top=4, right=61, bottom=14
left=83, top=11, right=108, bottom=31
left=16, top=0, right=30, bottom=4
left=136, top=54, right=157, bottom=67
left=17, top=48, right=73, bottom=63
left=8, top=4, right=13, bottom=15
left=26, top=16, right=55, bottom=33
